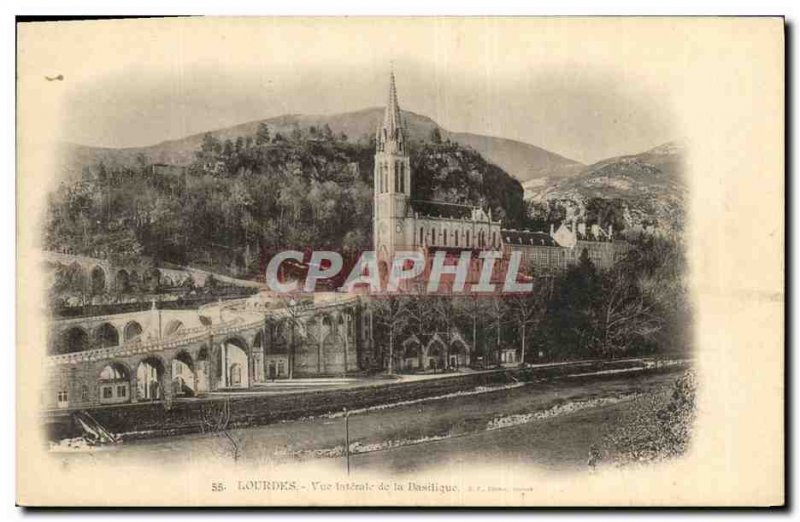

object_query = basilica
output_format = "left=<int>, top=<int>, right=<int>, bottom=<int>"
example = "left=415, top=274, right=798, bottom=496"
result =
left=372, top=71, right=629, bottom=277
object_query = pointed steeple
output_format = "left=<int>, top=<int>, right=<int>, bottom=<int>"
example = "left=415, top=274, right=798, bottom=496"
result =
left=377, top=67, right=405, bottom=154
left=384, top=69, right=402, bottom=135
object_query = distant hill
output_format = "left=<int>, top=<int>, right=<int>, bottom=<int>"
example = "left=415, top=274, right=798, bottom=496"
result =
left=59, top=108, right=582, bottom=184
left=524, top=141, right=686, bottom=231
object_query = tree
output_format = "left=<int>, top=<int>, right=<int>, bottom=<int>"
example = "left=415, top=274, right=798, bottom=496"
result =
left=199, top=397, right=242, bottom=461
left=255, top=123, right=271, bottom=146
left=222, top=139, right=234, bottom=158
left=430, top=127, right=443, bottom=144
left=505, top=276, right=551, bottom=364
left=485, top=296, right=508, bottom=366
left=199, top=133, right=221, bottom=158
left=290, top=125, right=303, bottom=142
left=453, top=295, right=488, bottom=367
left=590, top=266, right=661, bottom=358
left=537, top=249, right=600, bottom=360
left=372, top=295, right=411, bottom=374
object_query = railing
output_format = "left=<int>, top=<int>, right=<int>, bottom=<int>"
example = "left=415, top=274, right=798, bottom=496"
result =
left=46, top=316, right=256, bottom=366
left=45, top=293, right=364, bottom=366
left=53, top=309, right=153, bottom=327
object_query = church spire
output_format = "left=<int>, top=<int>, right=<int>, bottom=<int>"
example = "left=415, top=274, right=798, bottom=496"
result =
left=377, top=67, right=405, bottom=154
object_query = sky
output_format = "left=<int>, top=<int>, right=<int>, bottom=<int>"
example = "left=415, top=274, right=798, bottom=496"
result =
left=36, top=18, right=677, bottom=164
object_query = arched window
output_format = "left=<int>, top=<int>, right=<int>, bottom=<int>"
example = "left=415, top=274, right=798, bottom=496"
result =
left=420, top=227, right=424, bottom=245
left=443, top=229, right=448, bottom=246
left=430, top=227, right=436, bottom=244
left=493, top=232, right=497, bottom=247
left=454, top=230, right=459, bottom=247
left=466, top=231, right=470, bottom=246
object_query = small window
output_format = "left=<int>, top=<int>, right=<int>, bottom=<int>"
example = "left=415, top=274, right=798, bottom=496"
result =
left=81, top=385, right=89, bottom=401
left=57, top=391, right=68, bottom=402
left=117, top=385, right=127, bottom=397
left=102, top=387, right=113, bottom=399
left=278, top=360, right=285, bottom=375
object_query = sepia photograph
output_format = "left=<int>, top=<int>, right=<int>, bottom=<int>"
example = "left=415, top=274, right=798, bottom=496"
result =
left=15, top=16, right=784, bottom=507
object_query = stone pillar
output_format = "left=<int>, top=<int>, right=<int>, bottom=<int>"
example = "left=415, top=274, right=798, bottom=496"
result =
left=130, top=373, right=138, bottom=403
left=261, top=325, right=268, bottom=382
left=162, top=358, right=174, bottom=402
left=206, top=333, right=217, bottom=391
left=318, top=318, right=324, bottom=375
left=221, top=342, right=228, bottom=388
left=248, top=341, right=255, bottom=387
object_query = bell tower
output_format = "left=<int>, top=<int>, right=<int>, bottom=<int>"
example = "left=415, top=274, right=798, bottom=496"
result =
left=374, top=69, right=411, bottom=261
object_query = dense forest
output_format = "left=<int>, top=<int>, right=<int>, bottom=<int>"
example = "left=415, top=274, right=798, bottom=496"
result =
left=45, top=124, right=530, bottom=279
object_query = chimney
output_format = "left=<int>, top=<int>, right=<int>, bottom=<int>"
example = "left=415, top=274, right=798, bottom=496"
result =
left=578, top=223, right=586, bottom=237
left=549, top=223, right=555, bottom=237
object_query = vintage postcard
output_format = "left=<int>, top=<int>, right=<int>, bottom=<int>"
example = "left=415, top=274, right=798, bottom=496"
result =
left=16, top=17, right=784, bottom=506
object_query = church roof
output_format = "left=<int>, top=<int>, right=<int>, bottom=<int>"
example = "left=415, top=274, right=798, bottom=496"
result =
left=501, top=229, right=557, bottom=247
left=411, top=200, right=476, bottom=220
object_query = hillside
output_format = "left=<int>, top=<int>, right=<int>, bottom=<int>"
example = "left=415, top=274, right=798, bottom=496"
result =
left=46, top=131, right=529, bottom=278
left=59, top=108, right=581, bottom=184
left=524, top=141, right=686, bottom=232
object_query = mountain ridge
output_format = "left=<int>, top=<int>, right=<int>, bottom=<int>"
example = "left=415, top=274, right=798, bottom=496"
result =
left=524, top=140, right=686, bottom=231
left=59, top=108, right=583, bottom=184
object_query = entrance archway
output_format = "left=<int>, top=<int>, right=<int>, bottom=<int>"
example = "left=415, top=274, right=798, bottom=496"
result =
left=59, top=326, right=89, bottom=354
left=115, top=269, right=131, bottom=293
left=136, top=357, right=165, bottom=401
left=449, top=339, right=468, bottom=369
left=123, top=321, right=143, bottom=342
left=90, top=265, right=106, bottom=294
left=171, top=351, right=196, bottom=397
left=94, top=322, right=119, bottom=348
left=402, top=340, right=421, bottom=371
left=426, top=339, right=446, bottom=372
left=219, top=338, right=249, bottom=389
